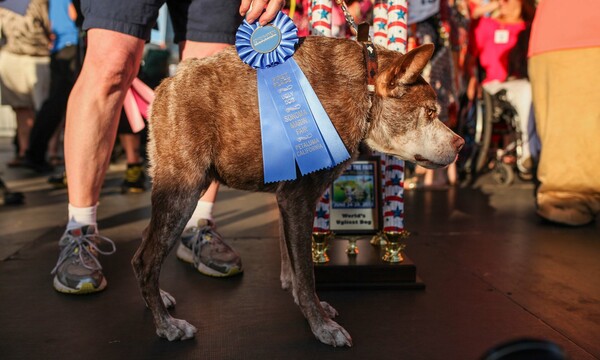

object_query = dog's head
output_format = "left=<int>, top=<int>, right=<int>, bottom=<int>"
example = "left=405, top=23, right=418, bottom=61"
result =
left=364, top=44, right=464, bottom=169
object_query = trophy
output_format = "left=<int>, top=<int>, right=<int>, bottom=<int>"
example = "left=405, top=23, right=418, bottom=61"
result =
left=382, top=230, right=409, bottom=263
left=370, top=231, right=387, bottom=246
left=346, top=236, right=359, bottom=256
left=312, top=231, right=332, bottom=263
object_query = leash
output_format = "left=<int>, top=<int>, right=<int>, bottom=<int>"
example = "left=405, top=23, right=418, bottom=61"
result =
left=333, top=0, right=377, bottom=94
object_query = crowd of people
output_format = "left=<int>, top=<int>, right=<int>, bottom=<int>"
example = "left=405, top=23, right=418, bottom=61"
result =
left=0, top=0, right=598, bottom=295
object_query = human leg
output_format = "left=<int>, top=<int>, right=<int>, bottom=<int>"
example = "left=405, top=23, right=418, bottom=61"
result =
left=9, top=107, right=35, bottom=164
left=170, top=0, right=243, bottom=276
left=119, top=132, right=146, bottom=193
left=529, top=47, right=600, bottom=225
left=64, top=30, right=145, bottom=207
left=0, top=51, right=46, bottom=165
left=26, top=46, right=78, bottom=171
left=52, top=29, right=146, bottom=293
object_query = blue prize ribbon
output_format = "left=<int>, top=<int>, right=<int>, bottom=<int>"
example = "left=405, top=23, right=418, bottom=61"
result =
left=236, top=12, right=350, bottom=183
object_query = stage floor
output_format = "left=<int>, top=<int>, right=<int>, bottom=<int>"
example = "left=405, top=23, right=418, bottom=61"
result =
left=1, top=138, right=599, bottom=360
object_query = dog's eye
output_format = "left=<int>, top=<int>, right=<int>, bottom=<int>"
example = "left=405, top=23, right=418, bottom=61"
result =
left=426, top=109, right=435, bottom=118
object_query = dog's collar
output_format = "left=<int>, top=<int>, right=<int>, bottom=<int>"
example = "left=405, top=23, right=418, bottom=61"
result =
left=362, top=41, right=377, bottom=94
left=356, top=22, right=377, bottom=94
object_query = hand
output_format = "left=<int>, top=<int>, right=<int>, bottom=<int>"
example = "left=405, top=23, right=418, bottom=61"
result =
left=239, top=0, right=286, bottom=26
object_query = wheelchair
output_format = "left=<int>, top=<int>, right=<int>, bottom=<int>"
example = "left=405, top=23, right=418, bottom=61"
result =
left=457, top=88, right=531, bottom=186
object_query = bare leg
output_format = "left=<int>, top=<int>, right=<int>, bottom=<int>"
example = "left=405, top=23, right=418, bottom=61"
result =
left=47, top=121, right=63, bottom=162
left=447, top=162, right=457, bottom=185
left=119, top=133, right=143, bottom=164
left=14, top=108, right=35, bottom=158
left=64, top=29, right=145, bottom=207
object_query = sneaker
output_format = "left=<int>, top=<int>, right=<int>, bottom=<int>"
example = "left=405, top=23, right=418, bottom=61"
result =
left=48, top=172, right=67, bottom=188
left=0, top=178, right=24, bottom=206
left=176, top=219, right=242, bottom=277
left=22, top=157, right=54, bottom=173
left=121, top=164, right=146, bottom=194
left=51, top=225, right=116, bottom=294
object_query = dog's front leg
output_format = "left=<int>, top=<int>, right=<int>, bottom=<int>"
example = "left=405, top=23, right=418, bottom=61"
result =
left=276, top=190, right=352, bottom=347
left=279, top=210, right=339, bottom=319
left=132, top=185, right=201, bottom=341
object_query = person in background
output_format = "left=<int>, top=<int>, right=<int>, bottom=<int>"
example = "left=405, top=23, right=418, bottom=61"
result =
left=51, top=0, right=284, bottom=295
left=467, top=0, right=536, bottom=178
left=528, top=0, right=600, bottom=226
left=0, top=0, right=51, bottom=168
left=331, top=0, right=372, bottom=38
left=405, top=0, right=459, bottom=189
left=24, top=0, right=80, bottom=173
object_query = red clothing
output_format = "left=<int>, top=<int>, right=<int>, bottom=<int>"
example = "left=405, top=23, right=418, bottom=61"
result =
left=528, top=0, right=600, bottom=57
left=471, top=17, right=526, bottom=83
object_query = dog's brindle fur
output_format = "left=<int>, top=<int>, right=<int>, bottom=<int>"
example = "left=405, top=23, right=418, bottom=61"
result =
left=132, top=37, right=464, bottom=347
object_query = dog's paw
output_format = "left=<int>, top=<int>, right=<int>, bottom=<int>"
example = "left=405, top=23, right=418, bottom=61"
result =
left=160, top=289, right=176, bottom=308
left=320, top=301, right=339, bottom=318
left=156, top=317, right=197, bottom=341
left=280, top=277, right=292, bottom=291
left=312, top=319, right=352, bottom=347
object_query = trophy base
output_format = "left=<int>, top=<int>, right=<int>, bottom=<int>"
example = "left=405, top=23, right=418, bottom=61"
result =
left=314, top=238, right=425, bottom=290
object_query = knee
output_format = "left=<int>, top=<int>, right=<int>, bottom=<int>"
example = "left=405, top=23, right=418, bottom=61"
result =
left=80, top=53, right=139, bottom=95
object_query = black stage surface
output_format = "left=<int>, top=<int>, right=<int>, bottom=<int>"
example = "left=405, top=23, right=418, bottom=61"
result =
left=1, top=180, right=599, bottom=359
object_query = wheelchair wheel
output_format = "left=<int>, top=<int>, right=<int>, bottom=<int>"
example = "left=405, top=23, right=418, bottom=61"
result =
left=493, top=162, right=515, bottom=186
left=474, top=90, right=494, bottom=174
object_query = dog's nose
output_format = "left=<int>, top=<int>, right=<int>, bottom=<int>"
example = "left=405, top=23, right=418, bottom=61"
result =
left=453, top=136, right=465, bottom=152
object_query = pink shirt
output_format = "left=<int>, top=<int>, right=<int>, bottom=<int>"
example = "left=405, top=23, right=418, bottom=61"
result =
left=528, top=0, right=600, bottom=57
left=472, top=17, right=526, bottom=83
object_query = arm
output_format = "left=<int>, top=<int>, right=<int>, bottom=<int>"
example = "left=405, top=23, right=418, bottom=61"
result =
left=469, top=0, right=499, bottom=20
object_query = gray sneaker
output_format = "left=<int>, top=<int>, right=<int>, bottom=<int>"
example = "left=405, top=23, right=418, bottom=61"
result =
left=176, top=219, right=242, bottom=277
left=51, top=225, right=116, bottom=294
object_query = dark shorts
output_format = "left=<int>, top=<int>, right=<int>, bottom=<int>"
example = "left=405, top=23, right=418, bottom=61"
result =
left=80, top=0, right=242, bottom=44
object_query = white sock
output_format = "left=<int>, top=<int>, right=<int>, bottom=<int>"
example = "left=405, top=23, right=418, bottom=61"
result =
left=66, top=204, right=98, bottom=230
left=186, top=200, right=214, bottom=228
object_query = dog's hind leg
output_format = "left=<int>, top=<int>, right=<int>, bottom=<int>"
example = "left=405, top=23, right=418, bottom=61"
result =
left=276, top=185, right=352, bottom=347
left=278, top=217, right=295, bottom=294
left=132, top=179, right=204, bottom=341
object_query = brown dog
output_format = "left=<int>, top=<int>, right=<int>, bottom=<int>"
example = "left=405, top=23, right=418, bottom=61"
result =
left=132, top=37, right=464, bottom=347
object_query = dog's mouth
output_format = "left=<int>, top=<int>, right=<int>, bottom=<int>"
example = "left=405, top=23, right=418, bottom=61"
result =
left=414, top=154, right=457, bottom=169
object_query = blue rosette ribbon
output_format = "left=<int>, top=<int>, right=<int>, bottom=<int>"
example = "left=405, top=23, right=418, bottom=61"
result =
left=236, top=12, right=350, bottom=183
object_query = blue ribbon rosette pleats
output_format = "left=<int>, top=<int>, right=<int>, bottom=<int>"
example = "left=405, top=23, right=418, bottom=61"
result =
left=236, top=12, right=350, bottom=183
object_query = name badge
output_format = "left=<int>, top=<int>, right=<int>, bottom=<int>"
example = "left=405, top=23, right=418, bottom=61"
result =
left=494, top=29, right=509, bottom=44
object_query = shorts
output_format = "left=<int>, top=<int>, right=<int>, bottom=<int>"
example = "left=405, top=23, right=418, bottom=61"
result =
left=0, top=50, right=50, bottom=111
left=80, top=0, right=242, bottom=44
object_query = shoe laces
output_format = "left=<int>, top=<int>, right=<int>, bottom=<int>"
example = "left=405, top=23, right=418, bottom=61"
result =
left=51, top=231, right=116, bottom=275
left=188, top=222, right=220, bottom=267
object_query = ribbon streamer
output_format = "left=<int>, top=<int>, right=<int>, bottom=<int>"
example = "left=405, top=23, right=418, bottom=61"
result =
left=123, top=77, right=155, bottom=133
left=237, top=12, right=350, bottom=183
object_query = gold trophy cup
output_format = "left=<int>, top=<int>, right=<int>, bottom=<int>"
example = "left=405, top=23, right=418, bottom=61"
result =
left=382, top=230, right=409, bottom=263
left=346, top=236, right=359, bottom=256
left=312, top=231, right=332, bottom=263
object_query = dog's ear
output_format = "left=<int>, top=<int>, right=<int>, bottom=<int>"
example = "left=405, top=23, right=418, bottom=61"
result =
left=376, top=44, right=434, bottom=97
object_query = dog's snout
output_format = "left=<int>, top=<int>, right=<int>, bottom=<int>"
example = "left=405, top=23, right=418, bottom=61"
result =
left=453, top=136, right=465, bottom=152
